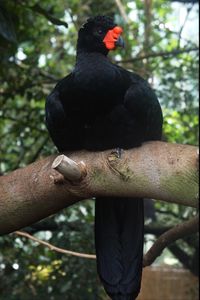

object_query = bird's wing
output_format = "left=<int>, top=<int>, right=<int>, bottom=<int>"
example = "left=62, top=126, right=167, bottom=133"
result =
left=45, top=74, right=85, bottom=151
left=124, top=76, right=163, bottom=141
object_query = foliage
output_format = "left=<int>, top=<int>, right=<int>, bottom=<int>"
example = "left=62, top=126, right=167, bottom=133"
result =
left=0, top=0, right=199, bottom=299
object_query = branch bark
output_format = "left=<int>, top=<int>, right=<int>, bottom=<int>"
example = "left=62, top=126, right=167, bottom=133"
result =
left=0, top=141, right=198, bottom=235
left=143, top=215, right=199, bottom=267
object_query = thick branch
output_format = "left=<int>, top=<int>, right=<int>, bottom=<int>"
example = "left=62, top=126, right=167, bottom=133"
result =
left=0, top=142, right=198, bottom=235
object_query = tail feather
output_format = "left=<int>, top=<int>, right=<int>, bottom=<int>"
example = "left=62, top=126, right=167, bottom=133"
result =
left=95, top=197, right=144, bottom=300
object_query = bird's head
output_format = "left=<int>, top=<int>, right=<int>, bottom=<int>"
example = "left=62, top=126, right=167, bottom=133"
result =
left=77, top=16, right=124, bottom=55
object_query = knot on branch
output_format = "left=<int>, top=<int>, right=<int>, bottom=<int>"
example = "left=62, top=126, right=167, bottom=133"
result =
left=107, top=149, right=133, bottom=182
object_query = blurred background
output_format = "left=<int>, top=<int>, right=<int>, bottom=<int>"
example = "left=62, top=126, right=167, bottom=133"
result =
left=0, top=0, right=199, bottom=299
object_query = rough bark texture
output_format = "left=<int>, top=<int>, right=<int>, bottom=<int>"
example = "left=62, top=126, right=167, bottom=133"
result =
left=0, top=142, right=198, bottom=235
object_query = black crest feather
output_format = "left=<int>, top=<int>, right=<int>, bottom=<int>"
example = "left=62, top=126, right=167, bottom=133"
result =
left=81, top=15, right=115, bottom=30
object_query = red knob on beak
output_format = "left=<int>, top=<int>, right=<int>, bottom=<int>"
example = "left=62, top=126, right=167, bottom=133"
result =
left=103, top=26, right=124, bottom=50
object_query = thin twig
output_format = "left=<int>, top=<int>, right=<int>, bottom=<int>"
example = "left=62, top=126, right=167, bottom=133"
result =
left=14, top=231, right=96, bottom=259
left=14, top=213, right=199, bottom=265
left=177, top=4, right=194, bottom=47
left=116, top=47, right=199, bottom=64
left=30, top=4, right=68, bottom=28
left=15, top=0, right=68, bottom=28
left=171, top=0, right=198, bottom=3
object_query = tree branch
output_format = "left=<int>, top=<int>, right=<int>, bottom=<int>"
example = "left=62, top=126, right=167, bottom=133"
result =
left=116, top=47, right=199, bottom=64
left=144, top=224, right=172, bottom=235
left=14, top=214, right=199, bottom=270
left=143, top=215, right=199, bottom=267
left=168, top=243, right=199, bottom=276
left=170, top=0, right=198, bottom=3
left=177, top=5, right=194, bottom=47
left=114, top=0, right=129, bottom=23
left=14, top=231, right=96, bottom=259
left=0, top=141, right=198, bottom=235
left=29, top=4, right=68, bottom=28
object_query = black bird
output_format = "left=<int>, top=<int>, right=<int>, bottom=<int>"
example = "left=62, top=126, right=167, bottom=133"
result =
left=45, top=16, right=163, bottom=300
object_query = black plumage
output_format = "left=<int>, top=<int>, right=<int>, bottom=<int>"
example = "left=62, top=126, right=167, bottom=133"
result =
left=46, top=16, right=163, bottom=300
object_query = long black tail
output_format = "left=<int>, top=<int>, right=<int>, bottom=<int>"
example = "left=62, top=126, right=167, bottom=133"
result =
left=95, top=197, right=144, bottom=300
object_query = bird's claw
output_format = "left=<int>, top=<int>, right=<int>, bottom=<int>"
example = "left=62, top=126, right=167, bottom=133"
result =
left=111, top=147, right=123, bottom=159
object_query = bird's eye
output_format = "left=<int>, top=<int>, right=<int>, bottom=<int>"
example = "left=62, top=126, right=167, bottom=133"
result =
left=97, top=29, right=103, bottom=34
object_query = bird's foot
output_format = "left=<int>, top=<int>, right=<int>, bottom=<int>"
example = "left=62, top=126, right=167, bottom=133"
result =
left=111, top=147, right=123, bottom=159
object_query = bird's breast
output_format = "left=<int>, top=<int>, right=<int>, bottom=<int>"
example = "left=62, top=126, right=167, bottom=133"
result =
left=73, top=56, right=124, bottom=92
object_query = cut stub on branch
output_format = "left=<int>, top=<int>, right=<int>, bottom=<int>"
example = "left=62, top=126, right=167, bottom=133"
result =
left=52, top=154, right=87, bottom=181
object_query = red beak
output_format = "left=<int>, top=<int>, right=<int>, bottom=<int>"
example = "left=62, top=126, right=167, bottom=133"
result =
left=103, top=26, right=124, bottom=50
